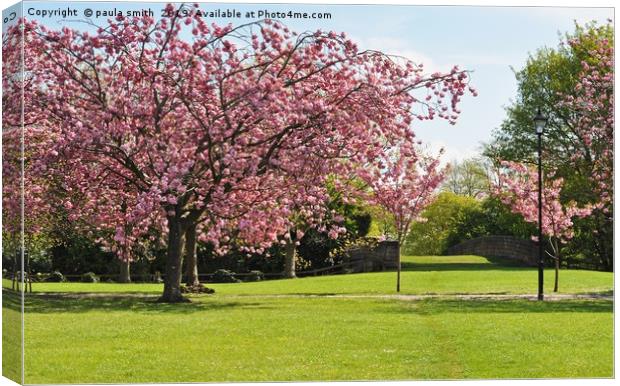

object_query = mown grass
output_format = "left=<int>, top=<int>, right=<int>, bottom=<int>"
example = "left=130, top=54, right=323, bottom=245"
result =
left=2, top=255, right=613, bottom=383
left=2, top=291, right=22, bottom=383
left=11, top=293, right=613, bottom=383
left=9, top=255, right=613, bottom=296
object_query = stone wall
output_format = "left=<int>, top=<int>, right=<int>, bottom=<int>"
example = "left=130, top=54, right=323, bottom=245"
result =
left=445, top=235, right=538, bottom=266
left=345, top=240, right=400, bottom=273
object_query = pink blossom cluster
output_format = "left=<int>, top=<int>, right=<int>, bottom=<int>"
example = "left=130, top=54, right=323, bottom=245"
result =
left=359, top=144, right=446, bottom=243
left=557, top=31, right=613, bottom=208
left=494, top=161, right=593, bottom=243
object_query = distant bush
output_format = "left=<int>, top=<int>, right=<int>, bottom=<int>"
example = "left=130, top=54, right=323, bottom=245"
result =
left=243, top=270, right=264, bottom=282
left=404, top=193, right=535, bottom=255
left=445, top=196, right=534, bottom=249
left=180, top=284, right=215, bottom=294
left=210, top=269, right=241, bottom=283
left=46, top=271, right=66, bottom=282
left=404, top=192, right=480, bottom=255
left=80, top=272, right=100, bottom=283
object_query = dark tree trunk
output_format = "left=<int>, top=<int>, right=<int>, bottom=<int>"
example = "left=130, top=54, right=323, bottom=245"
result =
left=119, top=259, right=131, bottom=283
left=553, top=243, right=561, bottom=293
left=284, top=239, right=297, bottom=279
left=553, top=256, right=560, bottom=293
left=396, top=243, right=401, bottom=293
left=184, top=223, right=200, bottom=286
left=159, top=216, right=189, bottom=303
left=550, top=239, right=560, bottom=293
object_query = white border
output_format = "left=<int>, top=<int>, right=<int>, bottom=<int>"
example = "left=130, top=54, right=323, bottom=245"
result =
left=0, top=1, right=616, bottom=386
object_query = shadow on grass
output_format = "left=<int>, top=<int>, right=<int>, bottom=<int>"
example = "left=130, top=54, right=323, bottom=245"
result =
left=575, top=289, right=614, bottom=297
left=401, top=256, right=530, bottom=272
left=3, top=289, right=274, bottom=315
left=389, top=298, right=613, bottom=315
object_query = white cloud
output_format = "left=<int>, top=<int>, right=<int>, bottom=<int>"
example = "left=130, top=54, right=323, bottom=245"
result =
left=421, top=140, right=480, bottom=166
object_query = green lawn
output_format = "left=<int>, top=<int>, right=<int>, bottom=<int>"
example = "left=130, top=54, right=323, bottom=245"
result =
left=2, top=291, right=21, bottom=383
left=1, top=255, right=614, bottom=383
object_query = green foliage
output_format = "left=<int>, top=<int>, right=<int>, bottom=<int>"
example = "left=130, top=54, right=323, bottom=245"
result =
left=445, top=196, right=535, bottom=248
left=296, top=229, right=342, bottom=269
left=49, top=237, right=117, bottom=276
left=404, top=193, right=534, bottom=255
left=404, top=192, right=480, bottom=255
left=366, top=205, right=396, bottom=240
left=352, top=213, right=372, bottom=238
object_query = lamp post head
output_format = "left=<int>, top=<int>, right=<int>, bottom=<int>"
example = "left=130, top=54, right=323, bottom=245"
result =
left=534, top=108, right=548, bottom=135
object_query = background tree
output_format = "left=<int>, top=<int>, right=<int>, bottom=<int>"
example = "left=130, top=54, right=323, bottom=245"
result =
left=485, top=20, right=613, bottom=270
left=360, top=147, right=446, bottom=291
left=444, top=196, right=535, bottom=249
left=442, top=158, right=491, bottom=198
left=494, top=162, right=593, bottom=291
left=404, top=192, right=479, bottom=255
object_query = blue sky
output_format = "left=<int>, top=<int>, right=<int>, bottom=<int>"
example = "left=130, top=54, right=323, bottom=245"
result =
left=10, top=1, right=614, bottom=163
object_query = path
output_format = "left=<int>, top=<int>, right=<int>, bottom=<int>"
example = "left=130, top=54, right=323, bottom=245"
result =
left=28, top=291, right=613, bottom=301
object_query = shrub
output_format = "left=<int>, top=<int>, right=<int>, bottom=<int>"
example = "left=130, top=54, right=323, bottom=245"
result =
left=210, top=269, right=241, bottom=283
left=46, top=270, right=66, bottom=282
left=80, top=271, right=100, bottom=283
left=244, top=270, right=264, bottom=282
left=180, top=284, right=215, bottom=294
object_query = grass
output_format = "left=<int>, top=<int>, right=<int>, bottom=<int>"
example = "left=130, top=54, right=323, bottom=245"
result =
left=2, top=291, right=21, bottom=383
left=1, top=255, right=613, bottom=383
left=9, top=255, right=613, bottom=296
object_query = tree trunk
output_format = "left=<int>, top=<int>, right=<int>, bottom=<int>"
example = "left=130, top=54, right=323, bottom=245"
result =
left=119, top=259, right=131, bottom=283
left=553, top=255, right=560, bottom=293
left=553, top=244, right=561, bottom=293
left=184, top=223, right=200, bottom=286
left=396, top=243, right=401, bottom=293
left=158, top=216, right=189, bottom=303
left=284, top=239, right=297, bottom=279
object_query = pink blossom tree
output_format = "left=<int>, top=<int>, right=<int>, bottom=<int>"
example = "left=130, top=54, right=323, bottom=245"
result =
left=494, top=161, right=593, bottom=292
left=360, top=146, right=446, bottom=292
left=558, top=29, right=613, bottom=207
left=12, top=3, right=474, bottom=302
left=557, top=30, right=613, bottom=272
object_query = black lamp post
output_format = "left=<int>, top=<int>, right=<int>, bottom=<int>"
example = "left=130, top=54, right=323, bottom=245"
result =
left=534, top=108, right=548, bottom=301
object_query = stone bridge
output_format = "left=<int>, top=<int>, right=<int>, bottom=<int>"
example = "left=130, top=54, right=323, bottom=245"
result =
left=345, top=240, right=399, bottom=272
left=444, top=235, right=538, bottom=266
